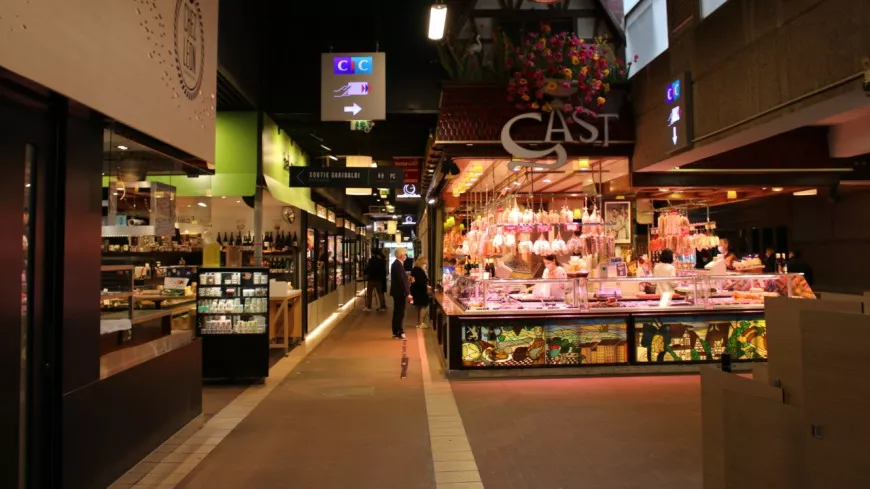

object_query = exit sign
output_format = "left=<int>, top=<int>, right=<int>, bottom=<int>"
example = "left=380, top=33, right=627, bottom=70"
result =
left=350, top=120, right=374, bottom=131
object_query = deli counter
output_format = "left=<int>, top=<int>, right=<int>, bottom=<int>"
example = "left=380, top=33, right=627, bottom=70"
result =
left=432, top=273, right=814, bottom=372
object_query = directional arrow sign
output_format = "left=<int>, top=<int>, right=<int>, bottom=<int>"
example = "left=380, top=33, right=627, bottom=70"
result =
left=343, top=103, right=362, bottom=116
left=289, top=166, right=404, bottom=188
left=321, top=52, right=385, bottom=121
left=672, top=126, right=678, bottom=145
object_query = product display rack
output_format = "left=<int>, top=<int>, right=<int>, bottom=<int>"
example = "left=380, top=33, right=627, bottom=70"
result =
left=196, top=267, right=270, bottom=379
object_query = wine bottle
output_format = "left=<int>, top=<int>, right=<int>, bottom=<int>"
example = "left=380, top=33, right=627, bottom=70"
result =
left=236, top=231, right=242, bottom=247
left=264, top=232, right=271, bottom=251
left=216, top=232, right=222, bottom=245
left=292, top=232, right=299, bottom=248
left=223, top=232, right=229, bottom=246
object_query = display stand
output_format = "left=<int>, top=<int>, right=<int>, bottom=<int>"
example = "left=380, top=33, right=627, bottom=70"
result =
left=269, top=290, right=303, bottom=352
left=196, top=267, right=270, bottom=380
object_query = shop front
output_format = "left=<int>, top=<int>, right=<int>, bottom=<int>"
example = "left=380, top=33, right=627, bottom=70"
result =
left=0, top=1, right=221, bottom=486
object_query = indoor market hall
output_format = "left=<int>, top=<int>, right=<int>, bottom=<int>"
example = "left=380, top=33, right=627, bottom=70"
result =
left=2, top=1, right=869, bottom=488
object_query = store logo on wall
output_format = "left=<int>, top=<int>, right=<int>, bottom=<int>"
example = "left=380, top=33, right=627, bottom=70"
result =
left=333, top=56, right=373, bottom=75
left=500, top=111, right=620, bottom=172
left=174, top=0, right=205, bottom=100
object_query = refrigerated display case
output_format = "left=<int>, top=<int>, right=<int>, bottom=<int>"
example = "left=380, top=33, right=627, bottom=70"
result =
left=439, top=273, right=813, bottom=372
left=196, top=268, right=269, bottom=379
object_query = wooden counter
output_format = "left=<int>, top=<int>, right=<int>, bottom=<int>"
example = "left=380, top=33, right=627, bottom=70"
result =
left=269, top=290, right=303, bottom=352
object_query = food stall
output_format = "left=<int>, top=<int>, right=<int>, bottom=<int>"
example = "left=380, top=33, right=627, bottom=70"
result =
left=431, top=158, right=816, bottom=374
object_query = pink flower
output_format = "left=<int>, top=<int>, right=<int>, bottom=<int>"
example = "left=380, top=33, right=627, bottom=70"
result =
left=561, top=81, right=570, bottom=88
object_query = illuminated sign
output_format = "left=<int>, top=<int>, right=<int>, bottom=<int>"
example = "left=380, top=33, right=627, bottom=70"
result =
left=396, top=184, right=421, bottom=199
left=401, top=215, right=417, bottom=225
left=666, top=73, right=692, bottom=153
left=333, top=56, right=373, bottom=75
left=321, top=53, right=385, bottom=121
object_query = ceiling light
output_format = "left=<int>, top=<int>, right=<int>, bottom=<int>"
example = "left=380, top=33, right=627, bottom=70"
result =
left=198, top=202, right=207, bottom=207
left=370, top=163, right=377, bottom=167
left=117, top=145, right=128, bottom=150
left=659, top=188, right=670, bottom=192
left=428, top=198, right=437, bottom=205
left=727, top=190, right=737, bottom=200
left=793, top=189, right=818, bottom=196
left=187, top=204, right=191, bottom=208
left=221, top=196, right=226, bottom=199
left=327, top=155, right=338, bottom=161
left=672, top=166, right=680, bottom=171
left=428, top=4, right=447, bottom=40
left=511, top=167, right=520, bottom=172
left=542, top=178, right=552, bottom=183
left=236, top=200, right=241, bottom=203
left=320, top=144, right=331, bottom=151
left=513, top=181, right=521, bottom=186
left=771, top=187, right=783, bottom=192
left=25, top=183, right=30, bottom=188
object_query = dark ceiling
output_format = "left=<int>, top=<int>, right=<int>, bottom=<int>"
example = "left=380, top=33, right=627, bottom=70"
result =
left=217, top=0, right=442, bottom=218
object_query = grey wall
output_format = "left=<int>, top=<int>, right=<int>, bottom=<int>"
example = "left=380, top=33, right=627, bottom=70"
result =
left=631, top=0, right=870, bottom=170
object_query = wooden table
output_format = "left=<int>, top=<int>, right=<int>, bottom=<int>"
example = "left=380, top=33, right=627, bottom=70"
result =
left=269, top=290, right=303, bottom=353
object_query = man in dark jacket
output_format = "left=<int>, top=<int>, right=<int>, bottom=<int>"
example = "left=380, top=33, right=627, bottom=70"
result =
left=364, top=252, right=387, bottom=311
left=389, top=247, right=412, bottom=339
left=787, top=250, right=814, bottom=286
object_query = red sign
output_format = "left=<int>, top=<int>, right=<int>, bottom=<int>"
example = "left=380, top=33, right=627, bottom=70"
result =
left=394, top=158, right=420, bottom=186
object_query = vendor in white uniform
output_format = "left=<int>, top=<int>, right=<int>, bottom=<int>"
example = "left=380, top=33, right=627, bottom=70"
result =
left=653, top=248, right=678, bottom=294
left=531, top=254, right=568, bottom=299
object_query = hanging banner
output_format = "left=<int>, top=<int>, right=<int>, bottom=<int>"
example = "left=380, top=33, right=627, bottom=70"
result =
left=393, top=158, right=421, bottom=186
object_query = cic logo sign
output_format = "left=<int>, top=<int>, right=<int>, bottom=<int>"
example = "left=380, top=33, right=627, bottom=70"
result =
left=333, top=56, right=373, bottom=75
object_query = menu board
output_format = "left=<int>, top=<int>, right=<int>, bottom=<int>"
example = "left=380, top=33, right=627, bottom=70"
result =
left=151, top=182, right=176, bottom=237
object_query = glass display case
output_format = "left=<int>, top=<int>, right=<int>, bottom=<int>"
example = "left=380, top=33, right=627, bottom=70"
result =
left=100, top=265, right=135, bottom=336
left=328, top=235, right=337, bottom=292
left=196, top=269, right=269, bottom=334
left=446, top=273, right=812, bottom=313
left=196, top=267, right=270, bottom=379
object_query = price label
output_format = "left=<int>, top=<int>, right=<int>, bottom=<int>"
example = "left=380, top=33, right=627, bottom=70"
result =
left=503, top=225, right=518, bottom=232
left=518, top=224, right=534, bottom=233
left=537, top=224, right=552, bottom=232
left=564, top=223, right=579, bottom=232
left=164, top=277, right=189, bottom=291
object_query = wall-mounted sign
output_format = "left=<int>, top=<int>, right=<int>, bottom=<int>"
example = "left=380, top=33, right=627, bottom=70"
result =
left=500, top=111, right=620, bottom=172
left=667, top=73, right=692, bottom=153
left=288, top=167, right=404, bottom=188
left=396, top=184, right=421, bottom=199
left=401, top=215, right=417, bottom=225
left=321, top=52, right=386, bottom=121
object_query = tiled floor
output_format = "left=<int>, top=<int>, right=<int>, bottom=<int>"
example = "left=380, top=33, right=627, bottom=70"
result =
left=111, top=298, right=707, bottom=489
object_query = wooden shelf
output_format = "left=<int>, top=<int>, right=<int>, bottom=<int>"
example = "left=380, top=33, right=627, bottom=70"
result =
left=101, top=265, right=135, bottom=272
left=99, top=292, right=133, bottom=300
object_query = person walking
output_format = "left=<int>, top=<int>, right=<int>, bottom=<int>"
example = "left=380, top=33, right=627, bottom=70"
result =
left=410, top=256, right=430, bottom=328
left=363, top=252, right=387, bottom=311
left=389, top=247, right=412, bottom=339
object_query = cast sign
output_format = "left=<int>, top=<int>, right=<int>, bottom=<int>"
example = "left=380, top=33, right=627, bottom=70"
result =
left=500, top=111, right=620, bottom=172
left=321, top=52, right=386, bottom=121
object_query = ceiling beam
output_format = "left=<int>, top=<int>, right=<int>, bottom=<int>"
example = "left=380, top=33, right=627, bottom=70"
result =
left=631, top=171, right=845, bottom=188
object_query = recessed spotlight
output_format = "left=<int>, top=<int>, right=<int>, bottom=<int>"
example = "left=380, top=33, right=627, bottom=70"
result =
left=793, top=189, right=817, bottom=196
left=659, top=188, right=670, bottom=192
left=542, top=178, right=552, bottom=183
left=771, top=187, right=783, bottom=192
left=198, top=202, right=207, bottom=207
left=187, top=204, right=192, bottom=208
left=428, top=198, right=437, bottom=205
left=25, top=183, right=31, bottom=188
left=221, top=196, right=226, bottom=199
left=327, top=155, right=338, bottom=161
left=513, top=181, right=521, bottom=186
left=512, top=167, right=520, bottom=172
left=236, top=200, right=241, bottom=203
left=117, top=145, right=128, bottom=151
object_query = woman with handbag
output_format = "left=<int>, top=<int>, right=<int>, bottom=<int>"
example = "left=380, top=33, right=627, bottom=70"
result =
left=410, top=257, right=431, bottom=328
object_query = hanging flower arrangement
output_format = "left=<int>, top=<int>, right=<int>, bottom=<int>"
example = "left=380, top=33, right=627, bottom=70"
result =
left=505, top=23, right=634, bottom=116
